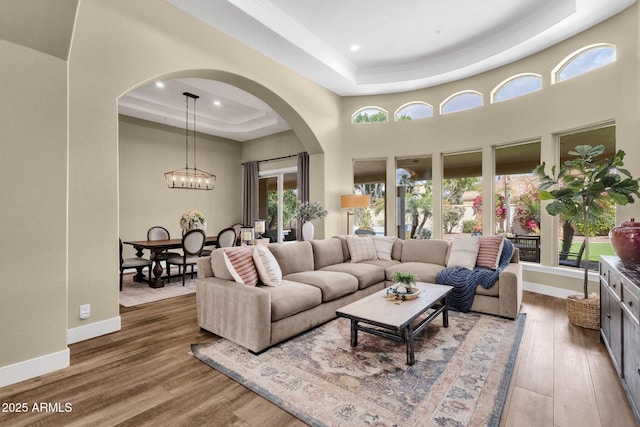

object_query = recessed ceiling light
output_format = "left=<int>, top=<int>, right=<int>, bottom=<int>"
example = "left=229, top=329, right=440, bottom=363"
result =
left=350, top=45, right=360, bottom=52
left=213, top=100, right=221, bottom=106
left=154, top=81, right=165, bottom=88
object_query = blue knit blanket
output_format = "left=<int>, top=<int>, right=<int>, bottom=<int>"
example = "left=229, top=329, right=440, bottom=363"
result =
left=435, top=239, right=514, bottom=312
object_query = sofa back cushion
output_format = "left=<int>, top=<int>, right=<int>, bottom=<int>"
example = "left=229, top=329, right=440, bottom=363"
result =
left=401, top=239, right=450, bottom=266
left=268, top=241, right=314, bottom=275
left=310, top=238, right=344, bottom=269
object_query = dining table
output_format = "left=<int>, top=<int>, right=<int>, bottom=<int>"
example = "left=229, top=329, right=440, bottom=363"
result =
left=122, top=236, right=217, bottom=288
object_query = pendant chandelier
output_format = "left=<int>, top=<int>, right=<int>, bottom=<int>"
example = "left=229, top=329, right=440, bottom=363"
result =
left=164, top=92, right=216, bottom=190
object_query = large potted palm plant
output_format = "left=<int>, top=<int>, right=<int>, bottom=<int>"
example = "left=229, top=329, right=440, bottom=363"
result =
left=534, top=145, right=640, bottom=328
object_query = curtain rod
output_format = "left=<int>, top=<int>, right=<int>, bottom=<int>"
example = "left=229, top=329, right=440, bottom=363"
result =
left=242, top=153, right=302, bottom=166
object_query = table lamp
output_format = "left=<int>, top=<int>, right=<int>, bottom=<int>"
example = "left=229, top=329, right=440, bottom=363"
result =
left=340, top=194, right=371, bottom=234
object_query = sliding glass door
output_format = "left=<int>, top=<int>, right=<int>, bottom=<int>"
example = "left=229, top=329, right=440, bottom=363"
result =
left=258, top=169, right=297, bottom=243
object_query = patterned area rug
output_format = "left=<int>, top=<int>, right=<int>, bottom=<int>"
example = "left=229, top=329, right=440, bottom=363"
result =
left=192, top=311, right=526, bottom=427
left=119, top=273, right=195, bottom=307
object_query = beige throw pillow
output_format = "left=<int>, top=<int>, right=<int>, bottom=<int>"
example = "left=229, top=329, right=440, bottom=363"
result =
left=446, top=237, right=481, bottom=269
left=253, top=245, right=282, bottom=286
left=346, top=235, right=378, bottom=263
left=372, top=236, right=395, bottom=261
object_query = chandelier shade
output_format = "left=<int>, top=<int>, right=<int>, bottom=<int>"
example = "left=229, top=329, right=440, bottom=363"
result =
left=165, top=92, right=216, bottom=190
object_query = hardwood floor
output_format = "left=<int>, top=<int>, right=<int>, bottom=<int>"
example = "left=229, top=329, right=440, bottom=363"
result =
left=0, top=291, right=637, bottom=426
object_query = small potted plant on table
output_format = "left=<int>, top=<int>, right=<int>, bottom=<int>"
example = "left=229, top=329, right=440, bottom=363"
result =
left=387, top=271, right=420, bottom=302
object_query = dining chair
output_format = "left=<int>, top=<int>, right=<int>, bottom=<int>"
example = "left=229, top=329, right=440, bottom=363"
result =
left=147, top=225, right=181, bottom=260
left=165, top=229, right=206, bottom=286
left=119, top=238, right=153, bottom=291
left=216, top=227, right=237, bottom=248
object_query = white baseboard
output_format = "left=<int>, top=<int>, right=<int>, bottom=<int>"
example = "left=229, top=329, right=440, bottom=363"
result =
left=67, top=316, right=121, bottom=345
left=0, top=348, right=69, bottom=388
left=523, top=281, right=578, bottom=299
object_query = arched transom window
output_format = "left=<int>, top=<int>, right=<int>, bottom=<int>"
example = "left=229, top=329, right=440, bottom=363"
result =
left=552, top=43, right=616, bottom=84
left=441, top=91, right=483, bottom=114
left=395, top=102, right=433, bottom=121
left=492, top=73, right=542, bottom=103
left=352, top=106, right=389, bottom=124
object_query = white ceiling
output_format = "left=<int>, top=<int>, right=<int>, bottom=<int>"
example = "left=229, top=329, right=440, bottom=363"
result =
left=118, top=0, right=635, bottom=141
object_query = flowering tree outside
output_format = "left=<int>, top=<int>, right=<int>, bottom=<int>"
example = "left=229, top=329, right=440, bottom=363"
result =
left=513, top=194, right=540, bottom=234
left=472, top=194, right=507, bottom=232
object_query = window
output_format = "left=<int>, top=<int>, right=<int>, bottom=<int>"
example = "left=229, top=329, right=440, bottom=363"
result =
left=442, top=151, right=482, bottom=239
left=352, top=106, right=389, bottom=123
left=441, top=91, right=483, bottom=114
left=495, top=141, right=542, bottom=262
left=396, top=157, right=432, bottom=239
left=258, top=169, right=298, bottom=243
left=353, top=159, right=386, bottom=235
left=558, top=125, right=616, bottom=269
left=553, top=44, right=616, bottom=83
left=394, top=102, right=433, bottom=121
left=492, top=74, right=542, bottom=103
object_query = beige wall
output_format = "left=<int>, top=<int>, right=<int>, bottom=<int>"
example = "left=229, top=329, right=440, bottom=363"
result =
left=118, top=116, right=242, bottom=257
left=0, top=40, right=68, bottom=368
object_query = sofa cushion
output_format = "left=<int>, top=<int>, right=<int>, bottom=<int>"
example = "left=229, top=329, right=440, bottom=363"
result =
left=477, top=235, right=505, bottom=270
left=268, top=241, right=314, bottom=275
left=385, top=262, right=446, bottom=284
left=284, top=271, right=358, bottom=302
left=262, top=280, right=323, bottom=322
left=310, top=238, right=344, bottom=269
left=362, top=259, right=401, bottom=270
left=320, top=262, right=385, bottom=289
left=253, top=245, right=282, bottom=287
left=475, top=281, right=500, bottom=297
left=447, top=237, right=480, bottom=269
left=223, top=247, right=259, bottom=286
left=401, top=239, right=450, bottom=265
left=346, top=235, right=377, bottom=263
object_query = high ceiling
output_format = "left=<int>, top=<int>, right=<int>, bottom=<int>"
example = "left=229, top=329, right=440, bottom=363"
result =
left=118, top=0, right=635, bottom=141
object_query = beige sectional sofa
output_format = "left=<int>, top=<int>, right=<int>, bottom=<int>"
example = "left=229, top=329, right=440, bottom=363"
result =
left=195, top=236, right=522, bottom=353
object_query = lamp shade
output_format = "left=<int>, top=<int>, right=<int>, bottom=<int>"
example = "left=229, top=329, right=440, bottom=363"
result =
left=340, top=194, right=371, bottom=209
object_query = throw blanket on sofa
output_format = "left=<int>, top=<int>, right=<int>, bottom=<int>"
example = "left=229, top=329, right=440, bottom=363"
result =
left=436, top=239, right=515, bottom=312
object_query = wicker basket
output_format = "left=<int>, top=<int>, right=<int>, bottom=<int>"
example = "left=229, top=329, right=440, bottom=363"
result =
left=566, top=295, right=600, bottom=330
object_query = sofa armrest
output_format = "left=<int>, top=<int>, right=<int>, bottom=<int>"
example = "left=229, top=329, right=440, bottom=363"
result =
left=196, top=277, right=272, bottom=352
left=196, top=256, right=214, bottom=279
left=497, top=262, right=523, bottom=319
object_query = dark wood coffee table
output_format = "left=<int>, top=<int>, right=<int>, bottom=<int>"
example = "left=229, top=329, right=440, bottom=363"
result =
left=336, top=282, right=453, bottom=365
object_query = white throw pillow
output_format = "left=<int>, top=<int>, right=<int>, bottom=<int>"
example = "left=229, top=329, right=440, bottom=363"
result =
left=372, top=236, right=395, bottom=261
left=346, top=235, right=378, bottom=263
left=253, top=245, right=282, bottom=286
left=446, top=237, right=481, bottom=269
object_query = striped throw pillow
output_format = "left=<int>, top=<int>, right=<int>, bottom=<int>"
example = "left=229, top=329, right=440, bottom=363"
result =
left=223, top=247, right=258, bottom=286
left=476, top=235, right=505, bottom=270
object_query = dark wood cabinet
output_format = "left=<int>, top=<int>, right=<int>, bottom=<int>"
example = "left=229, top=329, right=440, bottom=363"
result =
left=600, top=255, right=640, bottom=422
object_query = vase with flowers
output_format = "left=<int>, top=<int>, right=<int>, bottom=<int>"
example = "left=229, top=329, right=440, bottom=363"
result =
left=293, top=201, right=328, bottom=241
left=180, top=210, right=206, bottom=233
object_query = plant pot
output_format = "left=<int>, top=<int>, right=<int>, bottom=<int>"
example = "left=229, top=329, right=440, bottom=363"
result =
left=302, top=222, right=314, bottom=241
left=609, top=218, right=640, bottom=261
left=566, top=295, right=600, bottom=330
